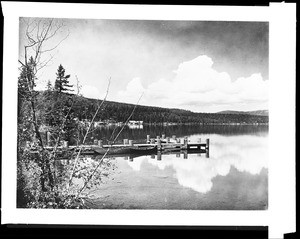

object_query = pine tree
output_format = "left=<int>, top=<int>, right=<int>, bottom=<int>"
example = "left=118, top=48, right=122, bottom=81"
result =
left=46, top=80, right=53, bottom=91
left=54, top=64, right=73, bottom=93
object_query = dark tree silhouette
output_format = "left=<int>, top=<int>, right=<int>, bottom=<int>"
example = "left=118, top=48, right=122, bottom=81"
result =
left=54, top=64, right=73, bottom=93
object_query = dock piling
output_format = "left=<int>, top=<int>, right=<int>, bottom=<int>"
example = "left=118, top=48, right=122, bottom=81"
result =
left=157, top=139, right=162, bottom=151
left=146, top=135, right=150, bottom=143
left=129, top=140, right=133, bottom=146
left=98, top=140, right=103, bottom=148
left=183, top=151, right=188, bottom=159
left=157, top=152, right=162, bottom=161
left=206, top=150, right=209, bottom=158
left=181, top=137, right=188, bottom=150
left=123, top=139, right=129, bottom=145
left=206, top=138, right=210, bottom=150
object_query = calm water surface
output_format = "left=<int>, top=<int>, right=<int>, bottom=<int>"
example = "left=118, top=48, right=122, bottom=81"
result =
left=76, top=125, right=268, bottom=210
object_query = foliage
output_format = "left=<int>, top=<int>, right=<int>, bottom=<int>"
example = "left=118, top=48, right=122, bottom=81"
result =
left=36, top=92, right=269, bottom=125
left=17, top=61, right=113, bottom=209
left=17, top=18, right=97, bottom=209
left=54, top=64, right=73, bottom=93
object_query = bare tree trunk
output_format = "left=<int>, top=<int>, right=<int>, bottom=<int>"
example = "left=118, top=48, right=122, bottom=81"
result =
left=68, top=79, right=111, bottom=185
left=30, top=100, right=44, bottom=148
left=18, top=18, right=69, bottom=192
left=75, top=93, right=144, bottom=198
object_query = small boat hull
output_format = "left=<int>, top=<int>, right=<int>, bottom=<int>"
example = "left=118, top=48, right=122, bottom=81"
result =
left=93, top=146, right=132, bottom=155
left=129, top=146, right=157, bottom=155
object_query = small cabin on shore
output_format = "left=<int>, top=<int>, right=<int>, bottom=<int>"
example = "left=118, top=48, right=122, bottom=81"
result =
left=128, top=120, right=143, bottom=126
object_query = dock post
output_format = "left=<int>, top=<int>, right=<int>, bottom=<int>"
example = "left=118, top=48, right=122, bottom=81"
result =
left=183, top=151, right=188, bottom=159
left=123, top=139, right=129, bottom=145
left=181, top=137, right=188, bottom=150
left=172, top=135, right=176, bottom=140
left=206, top=138, right=210, bottom=151
left=146, top=135, right=150, bottom=143
left=63, top=141, right=69, bottom=148
left=129, top=155, right=133, bottom=161
left=157, top=151, right=162, bottom=161
left=157, top=139, right=162, bottom=151
left=162, top=134, right=165, bottom=139
left=129, top=140, right=133, bottom=146
left=98, top=140, right=103, bottom=148
left=185, top=137, right=188, bottom=149
left=206, top=150, right=209, bottom=158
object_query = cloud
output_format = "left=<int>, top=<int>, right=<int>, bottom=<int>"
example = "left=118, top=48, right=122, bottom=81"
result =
left=81, top=85, right=102, bottom=99
left=117, top=55, right=268, bottom=112
left=127, top=157, right=144, bottom=171
left=135, top=134, right=268, bottom=194
left=117, top=77, right=145, bottom=103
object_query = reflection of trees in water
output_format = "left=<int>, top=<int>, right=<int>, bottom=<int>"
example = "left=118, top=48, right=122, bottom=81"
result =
left=78, top=125, right=268, bottom=144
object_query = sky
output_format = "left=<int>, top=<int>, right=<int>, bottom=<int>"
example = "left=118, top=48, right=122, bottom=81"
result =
left=19, top=18, right=269, bottom=113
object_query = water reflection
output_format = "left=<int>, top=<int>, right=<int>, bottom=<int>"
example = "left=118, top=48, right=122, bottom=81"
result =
left=57, top=125, right=268, bottom=209
left=123, top=134, right=267, bottom=194
left=85, top=124, right=268, bottom=145
left=128, top=125, right=143, bottom=129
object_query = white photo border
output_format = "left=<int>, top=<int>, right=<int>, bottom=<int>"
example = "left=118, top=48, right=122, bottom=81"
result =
left=1, top=2, right=296, bottom=239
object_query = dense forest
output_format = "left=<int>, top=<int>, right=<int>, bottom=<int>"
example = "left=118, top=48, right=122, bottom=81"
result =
left=36, top=91, right=269, bottom=125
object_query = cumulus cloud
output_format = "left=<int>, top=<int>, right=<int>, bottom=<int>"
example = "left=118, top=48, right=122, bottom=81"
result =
left=81, top=85, right=102, bottom=99
left=117, top=77, right=145, bottom=103
left=117, top=55, right=268, bottom=112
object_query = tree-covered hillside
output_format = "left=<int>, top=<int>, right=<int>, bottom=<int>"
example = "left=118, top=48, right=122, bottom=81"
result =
left=37, top=91, right=269, bottom=125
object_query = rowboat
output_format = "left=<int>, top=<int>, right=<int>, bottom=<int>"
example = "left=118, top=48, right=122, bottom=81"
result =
left=129, top=145, right=157, bottom=155
left=92, top=146, right=132, bottom=155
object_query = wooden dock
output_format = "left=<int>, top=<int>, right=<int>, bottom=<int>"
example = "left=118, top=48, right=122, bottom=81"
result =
left=42, top=134, right=209, bottom=156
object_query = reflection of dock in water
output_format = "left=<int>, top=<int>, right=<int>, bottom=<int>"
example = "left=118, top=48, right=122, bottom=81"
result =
left=42, top=134, right=209, bottom=159
left=126, top=148, right=209, bottom=162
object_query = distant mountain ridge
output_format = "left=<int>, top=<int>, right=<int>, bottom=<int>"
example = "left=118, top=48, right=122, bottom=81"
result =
left=37, top=91, right=269, bottom=125
left=217, top=110, right=268, bottom=116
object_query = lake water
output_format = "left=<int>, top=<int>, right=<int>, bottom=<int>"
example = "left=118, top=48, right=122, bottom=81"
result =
left=69, top=125, right=268, bottom=210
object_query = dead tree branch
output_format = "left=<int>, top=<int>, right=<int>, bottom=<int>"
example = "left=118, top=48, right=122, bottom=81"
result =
left=68, top=78, right=111, bottom=186
left=75, top=92, right=144, bottom=198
